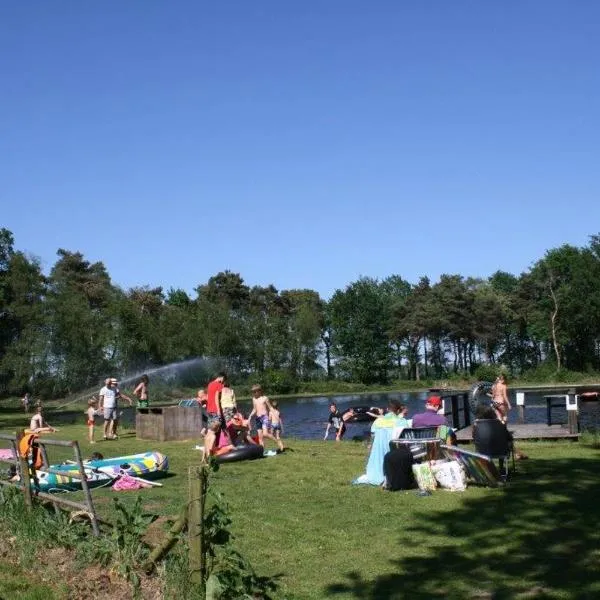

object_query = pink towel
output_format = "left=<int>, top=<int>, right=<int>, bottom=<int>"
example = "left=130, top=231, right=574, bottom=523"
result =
left=112, top=473, right=149, bottom=491
left=0, top=449, right=15, bottom=460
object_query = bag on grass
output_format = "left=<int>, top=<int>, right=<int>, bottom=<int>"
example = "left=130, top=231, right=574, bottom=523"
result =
left=412, top=462, right=437, bottom=491
left=383, top=445, right=414, bottom=491
left=431, top=460, right=467, bottom=491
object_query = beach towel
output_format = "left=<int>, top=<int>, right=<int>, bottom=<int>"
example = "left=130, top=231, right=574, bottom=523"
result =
left=353, top=427, right=396, bottom=485
left=112, top=473, right=151, bottom=491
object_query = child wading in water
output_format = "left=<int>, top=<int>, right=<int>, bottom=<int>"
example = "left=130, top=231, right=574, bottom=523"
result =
left=269, top=401, right=284, bottom=451
left=86, top=397, right=99, bottom=444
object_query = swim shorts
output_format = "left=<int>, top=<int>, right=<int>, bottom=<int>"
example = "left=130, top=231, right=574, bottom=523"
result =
left=222, top=407, right=236, bottom=423
left=137, top=400, right=149, bottom=409
left=271, top=423, right=282, bottom=434
left=206, top=412, right=221, bottom=426
left=256, top=415, right=270, bottom=430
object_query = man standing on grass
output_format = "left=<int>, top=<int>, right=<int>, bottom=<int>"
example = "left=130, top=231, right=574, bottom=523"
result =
left=99, top=377, right=132, bottom=440
left=248, top=384, right=284, bottom=451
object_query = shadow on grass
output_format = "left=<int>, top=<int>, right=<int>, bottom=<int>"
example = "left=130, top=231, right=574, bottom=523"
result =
left=326, top=455, right=600, bottom=599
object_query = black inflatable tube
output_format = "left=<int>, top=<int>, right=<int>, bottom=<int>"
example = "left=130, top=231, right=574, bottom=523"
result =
left=215, top=444, right=264, bottom=464
left=469, top=381, right=494, bottom=413
left=342, top=405, right=379, bottom=423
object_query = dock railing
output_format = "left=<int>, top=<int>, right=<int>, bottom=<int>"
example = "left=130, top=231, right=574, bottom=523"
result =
left=515, top=389, right=580, bottom=434
left=439, top=391, right=471, bottom=430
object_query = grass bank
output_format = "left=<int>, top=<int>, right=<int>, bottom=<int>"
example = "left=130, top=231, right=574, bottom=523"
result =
left=0, top=561, right=64, bottom=600
left=1, top=413, right=600, bottom=598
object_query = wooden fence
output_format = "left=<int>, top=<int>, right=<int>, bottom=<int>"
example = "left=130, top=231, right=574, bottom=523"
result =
left=0, top=431, right=100, bottom=535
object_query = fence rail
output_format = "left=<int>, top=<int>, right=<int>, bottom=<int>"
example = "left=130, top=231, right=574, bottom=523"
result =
left=0, top=431, right=100, bottom=535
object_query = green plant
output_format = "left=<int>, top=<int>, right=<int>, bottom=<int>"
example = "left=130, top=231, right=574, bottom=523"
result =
left=474, top=364, right=502, bottom=382
left=192, top=461, right=278, bottom=600
left=109, top=495, right=157, bottom=592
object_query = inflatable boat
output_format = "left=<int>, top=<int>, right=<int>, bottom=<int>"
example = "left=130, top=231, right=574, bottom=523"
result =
left=215, top=444, right=264, bottom=464
left=468, top=381, right=494, bottom=413
left=342, top=405, right=381, bottom=423
left=35, top=451, right=169, bottom=493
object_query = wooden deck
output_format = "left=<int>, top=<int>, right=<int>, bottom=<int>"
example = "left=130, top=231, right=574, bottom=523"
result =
left=456, top=423, right=580, bottom=442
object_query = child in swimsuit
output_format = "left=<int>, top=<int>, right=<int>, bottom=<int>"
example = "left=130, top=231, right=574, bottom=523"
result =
left=269, top=401, right=284, bottom=449
left=86, top=397, right=99, bottom=444
left=29, top=405, right=56, bottom=434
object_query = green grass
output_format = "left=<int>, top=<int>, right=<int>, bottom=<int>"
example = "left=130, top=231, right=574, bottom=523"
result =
left=2, top=411, right=600, bottom=599
left=0, top=561, right=65, bottom=599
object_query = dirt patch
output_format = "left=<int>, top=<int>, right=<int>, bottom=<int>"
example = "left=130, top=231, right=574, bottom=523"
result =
left=143, top=514, right=172, bottom=547
left=0, top=534, right=164, bottom=599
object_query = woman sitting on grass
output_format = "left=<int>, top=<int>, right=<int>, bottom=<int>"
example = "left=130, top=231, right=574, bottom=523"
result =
left=29, top=405, right=56, bottom=434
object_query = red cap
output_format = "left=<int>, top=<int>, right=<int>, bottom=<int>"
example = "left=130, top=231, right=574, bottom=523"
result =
left=428, top=396, right=442, bottom=409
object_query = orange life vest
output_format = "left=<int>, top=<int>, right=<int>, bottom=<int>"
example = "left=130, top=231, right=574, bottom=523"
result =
left=18, top=433, right=43, bottom=470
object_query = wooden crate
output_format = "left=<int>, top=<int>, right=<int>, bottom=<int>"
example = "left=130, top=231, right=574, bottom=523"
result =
left=136, top=406, right=204, bottom=441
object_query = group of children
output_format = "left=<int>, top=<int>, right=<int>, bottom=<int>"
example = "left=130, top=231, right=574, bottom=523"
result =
left=24, top=374, right=288, bottom=456
left=197, top=377, right=285, bottom=459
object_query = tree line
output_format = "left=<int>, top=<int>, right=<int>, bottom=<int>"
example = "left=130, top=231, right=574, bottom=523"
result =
left=1, top=227, right=600, bottom=398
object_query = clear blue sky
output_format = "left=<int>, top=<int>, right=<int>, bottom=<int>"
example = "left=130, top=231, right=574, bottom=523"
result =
left=2, top=2, right=599, bottom=299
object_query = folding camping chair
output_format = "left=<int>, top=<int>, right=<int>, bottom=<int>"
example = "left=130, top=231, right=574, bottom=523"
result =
left=398, top=426, right=440, bottom=440
left=390, top=427, right=444, bottom=462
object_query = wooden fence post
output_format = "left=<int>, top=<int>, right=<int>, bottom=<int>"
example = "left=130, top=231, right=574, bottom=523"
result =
left=72, top=440, right=100, bottom=536
left=15, top=430, right=33, bottom=512
left=188, top=464, right=207, bottom=586
left=566, top=390, right=579, bottom=434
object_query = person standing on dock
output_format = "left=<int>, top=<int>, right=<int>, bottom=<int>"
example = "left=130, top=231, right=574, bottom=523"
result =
left=491, top=374, right=511, bottom=424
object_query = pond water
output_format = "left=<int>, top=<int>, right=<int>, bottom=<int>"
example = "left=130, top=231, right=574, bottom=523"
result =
left=53, top=390, right=600, bottom=439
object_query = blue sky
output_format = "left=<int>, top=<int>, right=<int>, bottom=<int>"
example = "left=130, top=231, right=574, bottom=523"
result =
left=2, top=2, right=599, bottom=299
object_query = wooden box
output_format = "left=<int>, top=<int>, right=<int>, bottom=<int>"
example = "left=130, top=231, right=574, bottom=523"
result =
left=136, top=406, right=204, bottom=441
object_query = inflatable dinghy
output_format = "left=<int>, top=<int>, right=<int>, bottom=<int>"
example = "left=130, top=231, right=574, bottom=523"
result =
left=215, top=444, right=264, bottom=464
left=342, top=405, right=381, bottom=423
left=36, top=451, right=169, bottom=493
left=468, top=381, right=494, bottom=413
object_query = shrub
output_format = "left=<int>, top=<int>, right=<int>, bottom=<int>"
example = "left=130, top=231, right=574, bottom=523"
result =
left=474, top=364, right=502, bottom=382
left=253, top=369, right=298, bottom=395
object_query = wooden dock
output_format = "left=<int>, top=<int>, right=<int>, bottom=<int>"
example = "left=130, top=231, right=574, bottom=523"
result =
left=456, top=423, right=580, bottom=443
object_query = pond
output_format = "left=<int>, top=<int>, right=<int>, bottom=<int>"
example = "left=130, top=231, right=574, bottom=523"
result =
left=53, top=389, right=600, bottom=439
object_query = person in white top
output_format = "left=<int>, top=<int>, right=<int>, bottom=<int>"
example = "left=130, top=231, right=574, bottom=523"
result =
left=99, top=377, right=132, bottom=440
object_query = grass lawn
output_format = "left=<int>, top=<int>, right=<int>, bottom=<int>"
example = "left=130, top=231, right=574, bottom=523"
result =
left=1, top=404, right=600, bottom=599
left=0, top=561, right=66, bottom=599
